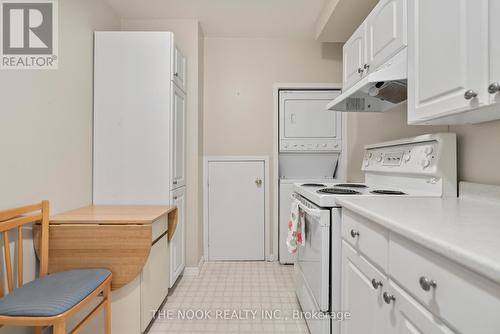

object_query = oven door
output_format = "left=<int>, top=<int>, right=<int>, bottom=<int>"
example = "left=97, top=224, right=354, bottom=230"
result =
left=294, top=194, right=331, bottom=312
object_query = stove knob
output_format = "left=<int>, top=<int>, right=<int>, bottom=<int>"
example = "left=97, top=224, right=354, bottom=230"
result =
left=422, top=159, right=431, bottom=169
left=424, top=147, right=434, bottom=156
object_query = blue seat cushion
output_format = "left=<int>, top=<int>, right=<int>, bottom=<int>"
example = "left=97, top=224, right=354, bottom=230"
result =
left=0, top=269, right=111, bottom=317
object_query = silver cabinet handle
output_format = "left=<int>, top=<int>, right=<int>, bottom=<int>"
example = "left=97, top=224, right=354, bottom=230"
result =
left=371, top=279, right=383, bottom=290
left=383, top=292, right=396, bottom=304
left=464, top=90, right=478, bottom=100
left=419, top=276, right=437, bottom=291
left=350, top=230, right=360, bottom=238
left=488, top=82, right=500, bottom=94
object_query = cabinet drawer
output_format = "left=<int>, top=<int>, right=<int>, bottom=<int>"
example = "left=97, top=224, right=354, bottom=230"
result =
left=389, top=234, right=500, bottom=334
left=152, top=216, right=167, bottom=241
left=342, top=209, right=389, bottom=271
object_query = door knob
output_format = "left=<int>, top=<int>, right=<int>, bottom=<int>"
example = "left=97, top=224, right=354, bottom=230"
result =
left=255, top=179, right=263, bottom=186
left=488, top=82, right=500, bottom=94
left=464, top=90, right=478, bottom=100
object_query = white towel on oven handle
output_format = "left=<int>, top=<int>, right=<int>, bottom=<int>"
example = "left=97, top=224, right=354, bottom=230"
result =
left=286, top=199, right=305, bottom=254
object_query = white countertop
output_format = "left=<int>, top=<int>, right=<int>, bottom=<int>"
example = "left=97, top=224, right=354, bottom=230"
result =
left=336, top=196, right=500, bottom=285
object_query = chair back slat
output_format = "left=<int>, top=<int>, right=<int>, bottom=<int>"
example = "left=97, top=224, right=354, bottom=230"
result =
left=17, top=226, right=23, bottom=288
left=0, top=201, right=49, bottom=295
left=3, top=231, right=14, bottom=293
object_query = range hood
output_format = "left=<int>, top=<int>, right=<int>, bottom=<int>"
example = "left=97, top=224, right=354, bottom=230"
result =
left=327, top=49, right=407, bottom=112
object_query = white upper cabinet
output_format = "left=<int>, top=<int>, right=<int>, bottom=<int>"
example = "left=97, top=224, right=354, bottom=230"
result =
left=173, top=46, right=187, bottom=92
left=342, top=0, right=407, bottom=91
left=407, top=0, right=492, bottom=124
left=489, top=0, right=500, bottom=105
left=171, top=83, right=186, bottom=189
left=366, top=0, right=407, bottom=71
left=343, top=23, right=367, bottom=90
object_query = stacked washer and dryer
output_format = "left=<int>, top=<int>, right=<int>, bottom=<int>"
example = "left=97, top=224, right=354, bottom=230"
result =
left=276, top=88, right=345, bottom=264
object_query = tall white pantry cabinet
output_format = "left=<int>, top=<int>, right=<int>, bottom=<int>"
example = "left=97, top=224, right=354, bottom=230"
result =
left=93, top=32, right=186, bottom=291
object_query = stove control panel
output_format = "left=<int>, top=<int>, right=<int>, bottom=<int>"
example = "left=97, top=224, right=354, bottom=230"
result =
left=363, top=142, right=439, bottom=174
left=280, top=140, right=342, bottom=152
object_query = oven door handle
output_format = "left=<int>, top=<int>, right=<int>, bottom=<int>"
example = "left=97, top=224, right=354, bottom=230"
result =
left=290, top=194, right=322, bottom=218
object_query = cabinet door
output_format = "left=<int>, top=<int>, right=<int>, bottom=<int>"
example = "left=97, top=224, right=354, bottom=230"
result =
left=171, top=84, right=186, bottom=189
left=408, top=0, right=489, bottom=123
left=141, top=235, right=169, bottom=332
left=173, top=47, right=187, bottom=92
left=387, top=281, right=457, bottom=334
left=341, top=241, right=388, bottom=334
left=343, top=23, right=367, bottom=90
left=489, top=0, right=500, bottom=105
left=366, top=0, right=407, bottom=71
left=169, top=187, right=185, bottom=287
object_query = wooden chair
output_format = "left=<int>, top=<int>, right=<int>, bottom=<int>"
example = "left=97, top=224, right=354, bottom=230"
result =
left=0, top=201, right=112, bottom=334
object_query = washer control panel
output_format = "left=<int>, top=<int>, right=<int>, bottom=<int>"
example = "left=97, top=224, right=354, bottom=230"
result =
left=363, top=141, right=438, bottom=173
left=280, top=140, right=342, bottom=152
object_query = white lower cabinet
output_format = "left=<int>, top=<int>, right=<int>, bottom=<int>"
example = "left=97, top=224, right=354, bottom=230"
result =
left=341, top=241, right=388, bottom=334
left=341, top=209, right=500, bottom=334
left=170, top=186, right=186, bottom=287
left=141, top=233, right=169, bottom=332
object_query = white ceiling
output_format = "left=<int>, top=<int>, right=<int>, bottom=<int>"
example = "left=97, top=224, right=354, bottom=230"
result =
left=104, top=0, right=326, bottom=38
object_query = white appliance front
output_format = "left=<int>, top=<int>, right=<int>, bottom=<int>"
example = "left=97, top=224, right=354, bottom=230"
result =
left=293, top=194, right=331, bottom=334
left=279, top=90, right=342, bottom=152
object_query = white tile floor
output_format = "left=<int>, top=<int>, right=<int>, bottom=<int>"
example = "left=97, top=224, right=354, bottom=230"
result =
left=149, top=262, right=309, bottom=334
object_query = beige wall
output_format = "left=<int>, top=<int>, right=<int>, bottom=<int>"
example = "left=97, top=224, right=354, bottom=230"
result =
left=0, top=1, right=119, bottom=333
left=204, top=38, right=343, bottom=156
left=451, top=120, right=500, bottom=186
left=121, top=19, right=205, bottom=267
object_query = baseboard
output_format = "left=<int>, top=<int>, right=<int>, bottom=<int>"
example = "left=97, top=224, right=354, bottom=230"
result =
left=183, top=256, right=204, bottom=277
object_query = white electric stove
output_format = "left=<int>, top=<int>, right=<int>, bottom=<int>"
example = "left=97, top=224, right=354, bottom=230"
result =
left=292, top=133, right=457, bottom=334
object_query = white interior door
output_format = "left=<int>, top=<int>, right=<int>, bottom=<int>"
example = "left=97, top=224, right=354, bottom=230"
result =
left=208, top=160, right=265, bottom=261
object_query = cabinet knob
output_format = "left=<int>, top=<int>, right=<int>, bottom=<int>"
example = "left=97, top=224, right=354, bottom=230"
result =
left=173, top=180, right=178, bottom=185
left=174, top=72, right=179, bottom=77
left=357, top=68, right=364, bottom=74
left=255, top=179, right=263, bottom=186
left=488, top=82, right=500, bottom=94
left=350, top=229, right=360, bottom=238
left=371, top=279, right=383, bottom=290
left=364, top=64, right=370, bottom=70
left=419, top=276, right=437, bottom=291
left=464, top=90, right=478, bottom=100
left=383, top=292, right=396, bottom=304
left=173, top=196, right=178, bottom=200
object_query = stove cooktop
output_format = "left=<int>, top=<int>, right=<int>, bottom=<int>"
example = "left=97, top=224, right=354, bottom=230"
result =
left=318, top=188, right=361, bottom=195
left=371, top=190, right=407, bottom=195
left=334, top=183, right=368, bottom=188
left=302, top=183, right=327, bottom=187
